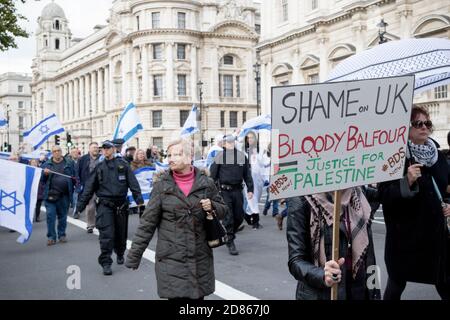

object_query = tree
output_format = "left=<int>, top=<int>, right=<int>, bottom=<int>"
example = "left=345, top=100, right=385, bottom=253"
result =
left=0, top=0, right=28, bottom=52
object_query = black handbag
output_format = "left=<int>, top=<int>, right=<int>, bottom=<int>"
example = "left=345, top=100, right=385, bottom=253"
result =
left=47, top=189, right=62, bottom=202
left=205, top=210, right=228, bottom=248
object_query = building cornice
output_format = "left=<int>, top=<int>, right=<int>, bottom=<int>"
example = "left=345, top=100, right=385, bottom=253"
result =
left=257, top=0, right=395, bottom=51
left=128, top=28, right=259, bottom=42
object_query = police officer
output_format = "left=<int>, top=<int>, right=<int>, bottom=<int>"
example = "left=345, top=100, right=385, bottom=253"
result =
left=76, top=140, right=144, bottom=275
left=210, top=135, right=254, bottom=255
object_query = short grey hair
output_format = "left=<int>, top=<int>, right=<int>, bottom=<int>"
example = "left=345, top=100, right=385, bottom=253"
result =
left=166, top=138, right=193, bottom=159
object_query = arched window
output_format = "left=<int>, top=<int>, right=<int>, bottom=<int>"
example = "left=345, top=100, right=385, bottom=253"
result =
left=54, top=20, right=60, bottom=30
left=55, top=39, right=60, bottom=50
left=223, top=55, right=234, bottom=66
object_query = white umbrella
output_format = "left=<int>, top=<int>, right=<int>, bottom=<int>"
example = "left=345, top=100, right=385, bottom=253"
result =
left=327, top=38, right=450, bottom=94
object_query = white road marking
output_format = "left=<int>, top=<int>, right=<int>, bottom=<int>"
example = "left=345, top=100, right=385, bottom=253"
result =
left=67, top=216, right=259, bottom=300
left=372, top=220, right=386, bottom=225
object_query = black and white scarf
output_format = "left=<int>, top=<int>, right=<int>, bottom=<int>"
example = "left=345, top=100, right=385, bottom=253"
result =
left=408, top=139, right=438, bottom=167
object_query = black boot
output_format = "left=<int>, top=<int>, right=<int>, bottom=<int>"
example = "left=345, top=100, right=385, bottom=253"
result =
left=252, top=214, right=262, bottom=230
left=117, top=255, right=124, bottom=265
left=227, top=240, right=239, bottom=255
left=102, top=265, right=113, bottom=276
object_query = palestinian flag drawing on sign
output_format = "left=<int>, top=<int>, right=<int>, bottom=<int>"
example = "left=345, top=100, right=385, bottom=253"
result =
left=275, top=161, right=298, bottom=175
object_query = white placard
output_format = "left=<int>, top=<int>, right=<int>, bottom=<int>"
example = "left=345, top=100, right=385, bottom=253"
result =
left=269, top=75, right=415, bottom=200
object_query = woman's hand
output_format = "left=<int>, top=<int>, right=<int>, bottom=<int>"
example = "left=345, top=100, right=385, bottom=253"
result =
left=407, top=164, right=423, bottom=186
left=324, top=258, right=345, bottom=288
left=443, top=204, right=450, bottom=217
left=200, top=199, right=212, bottom=212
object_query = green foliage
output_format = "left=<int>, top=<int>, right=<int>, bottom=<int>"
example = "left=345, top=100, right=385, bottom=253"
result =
left=0, top=0, right=29, bottom=51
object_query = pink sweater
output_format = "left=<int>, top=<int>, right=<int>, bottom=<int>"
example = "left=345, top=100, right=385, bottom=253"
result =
left=173, top=167, right=195, bottom=197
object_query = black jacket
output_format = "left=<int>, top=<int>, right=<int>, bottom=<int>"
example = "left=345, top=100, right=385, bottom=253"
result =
left=209, top=148, right=254, bottom=192
left=77, top=154, right=99, bottom=191
left=76, top=157, right=143, bottom=212
left=286, top=196, right=380, bottom=300
left=378, top=149, right=450, bottom=285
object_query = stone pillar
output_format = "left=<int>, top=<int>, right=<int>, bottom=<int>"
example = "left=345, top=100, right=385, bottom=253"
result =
left=69, top=80, right=74, bottom=119
left=91, top=71, right=97, bottom=113
left=132, top=48, right=138, bottom=102
left=166, top=42, right=174, bottom=100
left=141, top=44, right=149, bottom=102
left=318, top=33, right=329, bottom=81
left=210, top=46, right=219, bottom=99
left=64, top=82, right=69, bottom=121
left=74, top=78, right=79, bottom=119
left=98, top=68, right=104, bottom=112
left=80, top=76, right=85, bottom=117
left=104, top=66, right=110, bottom=111
left=190, top=44, right=198, bottom=101
left=85, top=74, right=91, bottom=115
left=59, top=85, right=64, bottom=120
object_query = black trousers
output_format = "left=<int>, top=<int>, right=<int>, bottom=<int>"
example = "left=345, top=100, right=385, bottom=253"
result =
left=221, top=189, right=244, bottom=242
left=96, top=203, right=129, bottom=266
left=384, top=277, right=450, bottom=300
left=35, top=200, right=42, bottom=221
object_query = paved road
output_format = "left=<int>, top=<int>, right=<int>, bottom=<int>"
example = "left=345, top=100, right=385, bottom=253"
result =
left=0, top=202, right=441, bottom=300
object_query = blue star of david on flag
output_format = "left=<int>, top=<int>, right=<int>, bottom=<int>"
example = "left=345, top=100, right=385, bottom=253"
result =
left=0, top=189, right=23, bottom=215
left=39, top=125, right=50, bottom=135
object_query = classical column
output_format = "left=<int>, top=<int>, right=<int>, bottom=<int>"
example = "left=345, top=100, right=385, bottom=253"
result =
left=141, top=44, right=149, bottom=102
left=318, top=34, right=329, bottom=81
left=69, top=80, right=74, bottom=119
left=58, top=85, right=64, bottom=120
left=166, top=42, right=174, bottom=100
left=397, top=8, right=413, bottom=38
left=131, top=48, right=138, bottom=102
left=91, top=71, right=97, bottom=113
left=85, top=74, right=91, bottom=115
left=246, top=48, right=253, bottom=101
left=74, top=78, right=79, bottom=119
left=104, top=66, right=110, bottom=110
left=292, top=48, right=301, bottom=84
left=190, top=44, right=198, bottom=101
left=64, top=82, right=69, bottom=121
left=210, top=46, right=219, bottom=99
left=98, top=68, right=104, bottom=112
left=80, top=76, right=85, bottom=117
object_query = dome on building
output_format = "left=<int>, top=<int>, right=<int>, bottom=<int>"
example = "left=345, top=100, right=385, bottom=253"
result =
left=40, top=1, right=66, bottom=20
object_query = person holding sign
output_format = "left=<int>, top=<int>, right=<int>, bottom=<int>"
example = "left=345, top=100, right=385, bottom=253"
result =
left=286, top=188, right=380, bottom=300
left=379, top=106, right=450, bottom=300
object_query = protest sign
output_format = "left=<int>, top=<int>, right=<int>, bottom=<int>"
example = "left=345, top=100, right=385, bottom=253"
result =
left=269, top=75, right=415, bottom=200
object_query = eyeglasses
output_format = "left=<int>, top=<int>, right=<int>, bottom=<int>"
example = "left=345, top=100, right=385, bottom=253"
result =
left=411, top=120, right=432, bottom=129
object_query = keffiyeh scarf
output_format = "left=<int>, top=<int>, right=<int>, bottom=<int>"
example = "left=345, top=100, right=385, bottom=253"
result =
left=305, top=188, right=371, bottom=279
left=407, top=139, right=438, bottom=167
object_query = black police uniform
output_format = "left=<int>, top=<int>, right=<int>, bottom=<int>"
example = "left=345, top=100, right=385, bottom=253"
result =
left=210, top=147, right=253, bottom=244
left=77, top=156, right=143, bottom=269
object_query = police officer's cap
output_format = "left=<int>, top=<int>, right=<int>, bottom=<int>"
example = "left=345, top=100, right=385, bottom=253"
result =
left=223, top=135, right=236, bottom=143
left=101, top=140, right=115, bottom=149
left=111, top=138, right=125, bottom=146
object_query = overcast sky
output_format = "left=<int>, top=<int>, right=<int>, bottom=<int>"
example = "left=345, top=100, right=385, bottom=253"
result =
left=0, top=0, right=112, bottom=74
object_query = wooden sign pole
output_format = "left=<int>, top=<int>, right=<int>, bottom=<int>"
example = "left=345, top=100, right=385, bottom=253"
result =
left=331, top=190, right=342, bottom=301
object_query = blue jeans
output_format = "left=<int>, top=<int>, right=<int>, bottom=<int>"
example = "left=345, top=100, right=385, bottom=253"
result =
left=45, top=195, right=70, bottom=241
left=72, top=191, right=79, bottom=215
left=264, top=187, right=279, bottom=216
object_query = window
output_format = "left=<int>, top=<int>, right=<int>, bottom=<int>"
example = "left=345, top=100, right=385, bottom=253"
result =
left=434, top=85, right=448, bottom=99
left=312, top=0, right=318, bottom=10
left=177, top=75, right=187, bottom=96
left=236, top=76, right=240, bottom=98
left=255, top=24, right=261, bottom=34
left=152, top=137, right=163, bottom=150
left=153, top=43, right=163, bottom=59
left=54, top=20, right=60, bottom=30
left=136, top=16, right=140, bottom=31
left=177, top=12, right=186, bottom=29
left=152, top=110, right=162, bottom=127
left=230, top=111, right=238, bottom=128
left=223, top=75, right=233, bottom=97
left=281, top=0, right=288, bottom=22
left=177, top=44, right=186, bottom=60
left=153, top=75, right=163, bottom=96
left=18, top=101, right=24, bottom=108
left=220, top=111, right=225, bottom=128
left=152, top=12, right=160, bottom=29
left=223, top=55, right=234, bottom=65
left=180, top=110, right=190, bottom=127
left=308, top=74, right=319, bottom=84
left=18, top=116, right=24, bottom=129
left=138, top=76, right=143, bottom=100
left=55, top=38, right=60, bottom=50
left=243, top=111, right=247, bottom=124
left=18, top=85, right=23, bottom=93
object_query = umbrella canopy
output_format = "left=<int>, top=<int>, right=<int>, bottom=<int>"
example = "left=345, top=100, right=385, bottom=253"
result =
left=327, top=38, right=450, bottom=94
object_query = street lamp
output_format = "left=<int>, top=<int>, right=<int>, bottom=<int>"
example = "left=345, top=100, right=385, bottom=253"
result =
left=5, top=104, right=11, bottom=152
left=197, top=80, right=205, bottom=154
left=377, top=19, right=388, bottom=45
left=253, top=62, right=261, bottom=117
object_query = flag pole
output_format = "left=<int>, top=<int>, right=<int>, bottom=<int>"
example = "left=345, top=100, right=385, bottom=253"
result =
left=46, top=170, right=73, bottom=179
left=331, top=189, right=342, bottom=301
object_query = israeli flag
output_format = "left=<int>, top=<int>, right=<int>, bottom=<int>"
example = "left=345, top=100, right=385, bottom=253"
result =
left=206, top=146, right=223, bottom=168
left=0, top=152, right=11, bottom=160
left=180, top=105, right=199, bottom=138
left=238, top=114, right=271, bottom=140
left=0, top=108, right=7, bottom=127
left=21, top=150, right=51, bottom=162
left=127, top=166, right=155, bottom=207
left=23, top=114, right=65, bottom=150
left=0, top=159, right=42, bottom=243
left=113, top=102, right=143, bottom=143
left=154, top=161, right=169, bottom=172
